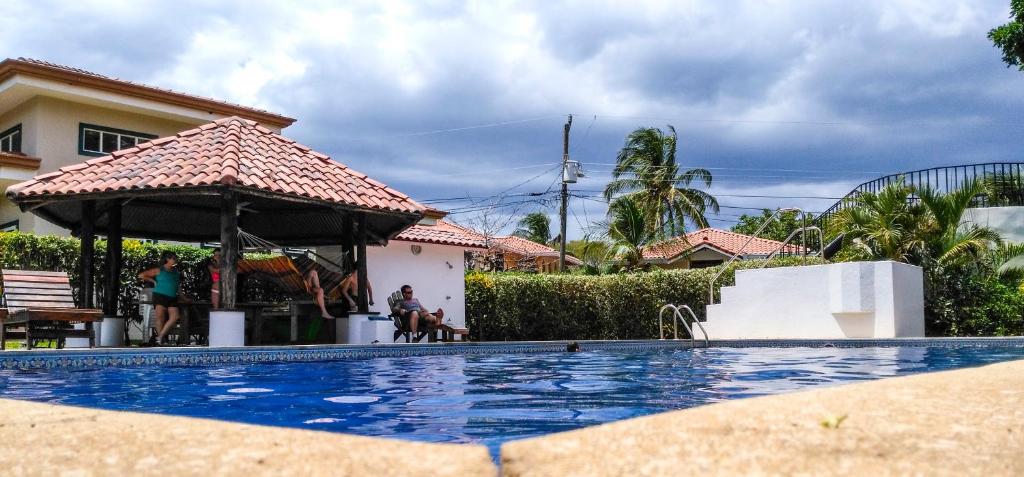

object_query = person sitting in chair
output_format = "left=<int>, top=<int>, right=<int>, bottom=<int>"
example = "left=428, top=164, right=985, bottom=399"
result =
left=393, top=284, right=443, bottom=336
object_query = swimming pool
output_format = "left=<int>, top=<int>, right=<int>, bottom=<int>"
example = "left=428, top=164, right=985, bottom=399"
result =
left=2, top=340, right=1023, bottom=460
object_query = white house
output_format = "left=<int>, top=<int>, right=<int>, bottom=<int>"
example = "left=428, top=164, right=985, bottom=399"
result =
left=322, top=210, right=486, bottom=335
left=0, top=57, right=295, bottom=234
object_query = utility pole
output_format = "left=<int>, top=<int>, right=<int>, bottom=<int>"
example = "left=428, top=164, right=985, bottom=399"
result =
left=559, top=114, right=572, bottom=272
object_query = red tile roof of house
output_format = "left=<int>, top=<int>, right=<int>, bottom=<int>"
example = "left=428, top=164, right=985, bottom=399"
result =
left=0, top=151, right=41, bottom=169
left=492, top=235, right=583, bottom=265
left=7, top=116, right=424, bottom=215
left=0, top=58, right=295, bottom=128
left=643, top=228, right=801, bottom=262
left=395, top=220, right=488, bottom=249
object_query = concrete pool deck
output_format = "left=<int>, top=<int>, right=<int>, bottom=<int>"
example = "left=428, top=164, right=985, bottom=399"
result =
left=502, top=358, right=1024, bottom=476
left=0, top=357, right=1021, bottom=476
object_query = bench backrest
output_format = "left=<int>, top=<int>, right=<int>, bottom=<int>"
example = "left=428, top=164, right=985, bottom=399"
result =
left=1, top=270, right=78, bottom=309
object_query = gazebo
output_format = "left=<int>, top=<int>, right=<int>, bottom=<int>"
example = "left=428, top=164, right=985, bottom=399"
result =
left=6, top=116, right=425, bottom=342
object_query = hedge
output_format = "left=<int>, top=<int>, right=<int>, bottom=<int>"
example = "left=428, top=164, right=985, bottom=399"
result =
left=466, top=257, right=822, bottom=341
left=0, top=232, right=283, bottom=322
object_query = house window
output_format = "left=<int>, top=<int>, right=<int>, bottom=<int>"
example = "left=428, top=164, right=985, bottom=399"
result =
left=0, top=124, right=21, bottom=153
left=0, top=220, right=18, bottom=232
left=79, top=123, right=157, bottom=157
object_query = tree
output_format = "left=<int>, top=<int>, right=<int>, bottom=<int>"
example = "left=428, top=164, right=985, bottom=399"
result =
left=834, top=180, right=1001, bottom=266
left=989, top=0, right=1024, bottom=71
left=566, top=237, right=612, bottom=273
left=918, top=181, right=1002, bottom=266
left=731, top=209, right=815, bottom=242
left=598, top=195, right=658, bottom=271
left=603, top=126, right=719, bottom=239
left=513, top=212, right=552, bottom=245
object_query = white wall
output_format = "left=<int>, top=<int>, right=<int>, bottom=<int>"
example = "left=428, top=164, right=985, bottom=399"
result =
left=965, top=207, right=1024, bottom=243
left=705, top=261, right=924, bottom=339
left=327, top=242, right=468, bottom=330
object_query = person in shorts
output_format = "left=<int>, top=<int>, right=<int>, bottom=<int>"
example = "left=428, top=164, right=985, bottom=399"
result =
left=139, top=251, right=185, bottom=346
left=393, top=284, right=443, bottom=337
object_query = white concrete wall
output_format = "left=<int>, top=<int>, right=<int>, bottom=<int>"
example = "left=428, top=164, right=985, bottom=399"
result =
left=965, top=207, right=1024, bottom=243
left=321, top=241, right=469, bottom=331
left=705, top=261, right=924, bottom=339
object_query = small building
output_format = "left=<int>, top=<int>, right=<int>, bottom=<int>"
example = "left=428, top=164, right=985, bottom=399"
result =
left=642, top=228, right=800, bottom=269
left=489, top=235, right=582, bottom=272
left=318, top=210, right=486, bottom=334
left=0, top=57, right=294, bottom=234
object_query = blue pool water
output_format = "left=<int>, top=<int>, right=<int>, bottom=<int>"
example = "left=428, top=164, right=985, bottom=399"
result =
left=2, top=344, right=1024, bottom=459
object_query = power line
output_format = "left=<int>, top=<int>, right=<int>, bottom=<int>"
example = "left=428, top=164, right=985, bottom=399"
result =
left=386, top=114, right=564, bottom=138
left=572, top=113, right=1024, bottom=129
left=571, top=189, right=844, bottom=200
left=584, top=163, right=890, bottom=175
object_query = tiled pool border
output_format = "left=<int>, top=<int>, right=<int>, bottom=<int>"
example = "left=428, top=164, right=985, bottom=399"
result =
left=2, top=337, right=1023, bottom=370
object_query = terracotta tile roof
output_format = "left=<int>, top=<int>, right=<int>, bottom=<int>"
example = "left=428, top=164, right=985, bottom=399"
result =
left=0, top=151, right=41, bottom=169
left=643, top=228, right=802, bottom=262
left=7, top=117, right=424, bottom=215
left=0, top=58, right=295, bottom=128
left=395, top=220, right=487, bottom=249
left=492, top=235, right=583, bottom=265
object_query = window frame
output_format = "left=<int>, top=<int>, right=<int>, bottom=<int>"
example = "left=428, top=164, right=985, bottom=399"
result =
left=0, top=124, right=22, bottom=153
left=78, top=123, right=157, bottom=157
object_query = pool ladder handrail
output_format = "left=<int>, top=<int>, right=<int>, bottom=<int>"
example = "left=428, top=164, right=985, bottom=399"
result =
left=658, top=304, right=709, bottom=347
left=708, top=207, right=802, bottom=305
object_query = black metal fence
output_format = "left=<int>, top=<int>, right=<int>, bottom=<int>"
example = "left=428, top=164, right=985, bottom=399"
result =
left=816, top=162, right=1024, bottom=232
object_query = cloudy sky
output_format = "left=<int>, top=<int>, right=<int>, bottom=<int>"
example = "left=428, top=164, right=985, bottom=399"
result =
left=2, top=0, right=1021, bottom=238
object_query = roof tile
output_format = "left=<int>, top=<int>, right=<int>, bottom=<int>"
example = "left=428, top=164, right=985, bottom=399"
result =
left=642, top=228, right=803, bottom=262
left=394, top=220, right=488, bottom=249
left=6, top=117, right=424, bottom=215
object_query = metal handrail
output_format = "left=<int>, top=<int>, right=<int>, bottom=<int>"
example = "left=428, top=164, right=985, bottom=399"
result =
left=658, top=304, right=709, bottom=347
left=708, top=207, right=801, bottom=305
left=760, top=225, right=824, bottom=267
left=677, top=305, right=709, bottom=347
left=658, top=304, right=680, bottom=341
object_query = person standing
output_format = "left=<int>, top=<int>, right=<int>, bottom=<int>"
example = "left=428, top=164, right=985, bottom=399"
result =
left=139, top=251, right=184, bottom=346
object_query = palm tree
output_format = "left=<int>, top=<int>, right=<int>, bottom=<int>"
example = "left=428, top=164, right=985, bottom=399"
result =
left=513, top=212, right=551, bottom=245
left=991, top=242, right=1024, bottom=282
left=835, top=179, right=1002, bottom=266
left=833, top=181, right=929, bottom=263
left=597, top=196, right=658, bottom=270
left=603, top=126, right=719, bottom=238
left=918, top=180, right=1002, bottom=266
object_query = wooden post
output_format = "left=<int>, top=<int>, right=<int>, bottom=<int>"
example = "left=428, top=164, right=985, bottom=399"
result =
left=341, top=213, right=354, bottom=271
left=80, top=201, right=96, bottom=308
left=356, top=212, right=369, bottom=313
left=220, top=190, right=239, bottom=309
left=103, top=200, right=122, bottom=317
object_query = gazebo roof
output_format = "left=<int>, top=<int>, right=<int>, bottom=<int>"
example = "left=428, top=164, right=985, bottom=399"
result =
left=6, top=117, right=425, bottom=245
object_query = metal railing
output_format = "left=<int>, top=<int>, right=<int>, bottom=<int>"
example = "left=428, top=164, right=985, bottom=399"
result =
left=708, top=207, right=802, bottom=305
left=816, top=162, right=1024, bottom=232
left=760, top=225, right=823, bottom=267
left=658, top=304, right=709, bottom=347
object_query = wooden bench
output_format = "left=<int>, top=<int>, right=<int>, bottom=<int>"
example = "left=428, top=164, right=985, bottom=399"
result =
left=0, top=270, right=104, bottom=349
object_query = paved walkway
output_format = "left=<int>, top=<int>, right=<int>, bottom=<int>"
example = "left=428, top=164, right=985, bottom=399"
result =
left=0, top=399, right=496, bottom=476
left=502, top=359, right=1024, bottom=476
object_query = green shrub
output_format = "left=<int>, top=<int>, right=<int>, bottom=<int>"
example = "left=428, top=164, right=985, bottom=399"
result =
left=466, top=256, right=822, bottom=341
left=925, top=265, right=1024, bottom=336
